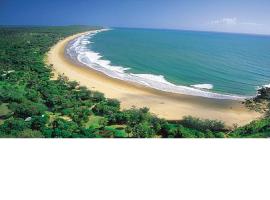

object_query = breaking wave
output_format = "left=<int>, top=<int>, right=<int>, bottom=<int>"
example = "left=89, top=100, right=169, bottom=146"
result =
left=66, top=29, right=249, bottom=100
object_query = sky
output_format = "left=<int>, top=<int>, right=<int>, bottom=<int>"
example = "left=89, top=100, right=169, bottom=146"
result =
left=0, top=0, right=270, bottom=35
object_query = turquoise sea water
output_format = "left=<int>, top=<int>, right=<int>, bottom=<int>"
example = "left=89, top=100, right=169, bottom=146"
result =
left=67, top=28, right=270, bottom=99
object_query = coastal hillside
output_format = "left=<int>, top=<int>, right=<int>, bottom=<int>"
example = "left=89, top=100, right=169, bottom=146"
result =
left=0, top=26, right=269, bottom=138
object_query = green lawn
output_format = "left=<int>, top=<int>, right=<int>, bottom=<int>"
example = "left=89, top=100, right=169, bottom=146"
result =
left=0, top=103, right=10, bottom=116
left=0, top=103, right=12, bottom=125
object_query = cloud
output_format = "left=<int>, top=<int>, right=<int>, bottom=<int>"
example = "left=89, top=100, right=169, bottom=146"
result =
left=210, top=18, right=263, bottom=26
left=210, top=18, right=237, bottom=25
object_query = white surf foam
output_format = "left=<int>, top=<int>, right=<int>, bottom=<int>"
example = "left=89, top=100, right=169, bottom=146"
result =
left=66, top=29, right=249, bottom=100
left=191, top=84, right=214, bottom=90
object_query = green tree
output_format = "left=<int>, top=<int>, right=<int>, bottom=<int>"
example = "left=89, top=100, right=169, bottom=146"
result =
left=9, top=101, right=47, bottom=118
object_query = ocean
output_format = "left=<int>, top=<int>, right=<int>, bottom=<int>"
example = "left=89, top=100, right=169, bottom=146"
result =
left=66, top=28, right=270, bottom=100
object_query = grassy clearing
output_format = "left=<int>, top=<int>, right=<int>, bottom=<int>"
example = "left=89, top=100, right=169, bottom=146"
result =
left=85, top=115, right=106, bottom=129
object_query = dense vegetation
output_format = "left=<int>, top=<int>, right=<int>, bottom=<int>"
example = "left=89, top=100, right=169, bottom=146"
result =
left=0, top=26, right=269, bottom=138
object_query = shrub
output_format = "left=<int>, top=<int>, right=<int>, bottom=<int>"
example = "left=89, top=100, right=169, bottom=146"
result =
left=180, top=116, right=226, bottom=133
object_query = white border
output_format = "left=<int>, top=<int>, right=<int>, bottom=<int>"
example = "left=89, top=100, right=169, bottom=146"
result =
left=0, top=140, right=269, bottom=200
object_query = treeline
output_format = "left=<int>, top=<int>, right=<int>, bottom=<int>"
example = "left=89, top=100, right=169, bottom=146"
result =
left=0, top=26, right=269, bottom=138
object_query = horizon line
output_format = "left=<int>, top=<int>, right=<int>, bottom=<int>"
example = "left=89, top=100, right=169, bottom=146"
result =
left=1, top=24, right=270, bottom=37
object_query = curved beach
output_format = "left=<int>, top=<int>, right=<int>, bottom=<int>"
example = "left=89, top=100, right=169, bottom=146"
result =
left=46, top=31, right=261, bottom=126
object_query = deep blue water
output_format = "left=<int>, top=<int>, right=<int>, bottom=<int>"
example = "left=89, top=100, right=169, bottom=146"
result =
left=88, top=28, right=270, bottom=96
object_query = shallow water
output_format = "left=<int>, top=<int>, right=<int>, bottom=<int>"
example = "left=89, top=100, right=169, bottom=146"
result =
left=67, top=28, right=270, bottom=99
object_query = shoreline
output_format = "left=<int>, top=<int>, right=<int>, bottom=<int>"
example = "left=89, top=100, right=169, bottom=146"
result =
left=67, top=29, right=248, bottom=101
left=46, top=31, right=261, bottom=127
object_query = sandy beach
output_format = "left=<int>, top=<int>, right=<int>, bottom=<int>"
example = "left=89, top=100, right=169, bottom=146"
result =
left=46, top=31, right=261, bottom=127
